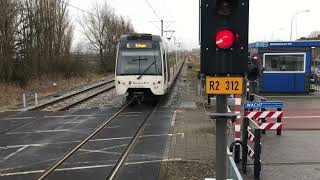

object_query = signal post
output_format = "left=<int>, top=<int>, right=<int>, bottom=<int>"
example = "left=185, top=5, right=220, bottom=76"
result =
left=200, top=0, right=249, bottom=179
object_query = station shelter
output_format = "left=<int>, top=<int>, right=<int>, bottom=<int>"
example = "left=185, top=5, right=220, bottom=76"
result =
left=249, top=41, right=320, bottom=93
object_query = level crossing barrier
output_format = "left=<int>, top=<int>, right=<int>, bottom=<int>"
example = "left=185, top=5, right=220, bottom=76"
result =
left=245, top=94, right=283, bottom=135
left=242, top=117, right=262, bottom=180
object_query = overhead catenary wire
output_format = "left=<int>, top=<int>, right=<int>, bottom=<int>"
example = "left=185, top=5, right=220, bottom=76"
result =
left=144, top=0, right=162, bottom=21
left=56, top=0, right=97, bottom=17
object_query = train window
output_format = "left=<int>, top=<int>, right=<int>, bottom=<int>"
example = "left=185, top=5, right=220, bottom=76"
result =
left=117, top=45, right=162, bottom=75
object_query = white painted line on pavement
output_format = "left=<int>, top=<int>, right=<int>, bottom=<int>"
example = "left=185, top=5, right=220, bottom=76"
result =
left=55, top=116, right=80, bottom=129
left=90, top=137, right=133, bottom=142
left=123, top=112, right=143, bottom=114
left=0, top=164, right=115, bottom=176
left=141, top=133, right=185, bottom=138
left=44, top=114, right=107, bottom=118
left=0, top=137, right=133, bottom=149
left=6, top=128, right=109, bottom=135
left=7, top=129, right=73, bottom=135
left=118, top=115, right=143, bottom=117
left=125, top=158, right=183, bottom=165
left=3, top=146, right=28, bottom=160
left=0, top=158, right=183, bottom=176
left=0, top=169, right=44, bottom=176
left=80, top=144, right=128, bottom=154
left=3, top=117, right=37, bottom=120
left=0, top=158, right=58, bottom=172
left=56, top=164, right=114, bottom=171
left=171, top=110, right=177, bottom=127
left=79, top=149, right=165, bottom=160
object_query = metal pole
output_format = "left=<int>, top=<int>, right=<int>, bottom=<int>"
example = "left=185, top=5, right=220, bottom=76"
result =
left=277, top=108, right=282, bottom=135
left=290, top=16, right=294, bottom=41
left=216, top=94, right=228, bottom=180
left=161, top=19, right=164, bottom=37
left=290, top=10, right=310, bottom=41
left=23, top=93, right=26, bottom=108
left=197, top=71, right=201, bottom=96
left=260, top=110, right=266, bottom=134
left=35, top=93, right=38, bottom=106
left=254, top=128, right=261, bottom=179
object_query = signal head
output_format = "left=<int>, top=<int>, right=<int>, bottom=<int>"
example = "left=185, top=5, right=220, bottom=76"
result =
left=215, top=29, right=235, bottom=49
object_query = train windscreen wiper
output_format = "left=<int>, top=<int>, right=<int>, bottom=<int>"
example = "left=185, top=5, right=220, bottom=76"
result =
left=137, top=60, right=156, bottom=80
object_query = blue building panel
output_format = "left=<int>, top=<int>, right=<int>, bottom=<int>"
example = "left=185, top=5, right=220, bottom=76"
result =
left=262, top=73, right=306, bottom=93
left=306, top=51, right=311, bottom=73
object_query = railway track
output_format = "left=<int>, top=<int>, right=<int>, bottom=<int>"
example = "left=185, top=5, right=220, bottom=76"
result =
left=0, top=79, right=115, bottom=135
left=22, top=79, right=115, bottom=111
left=36, top=99, right=159, bottom=180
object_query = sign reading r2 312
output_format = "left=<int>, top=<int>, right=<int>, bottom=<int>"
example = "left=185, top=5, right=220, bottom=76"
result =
left=206, top=77, right=243, bottom=95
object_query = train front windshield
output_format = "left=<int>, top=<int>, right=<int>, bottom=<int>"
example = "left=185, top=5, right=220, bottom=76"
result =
left=117, top=41, right=162, bottom=75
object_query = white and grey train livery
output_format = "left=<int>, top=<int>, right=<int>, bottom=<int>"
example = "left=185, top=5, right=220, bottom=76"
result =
left=115, top=34, right=184, bottom=97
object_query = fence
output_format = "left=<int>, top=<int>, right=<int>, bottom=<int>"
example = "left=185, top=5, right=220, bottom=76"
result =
left=242, top=117, right=262, bottom=179
left=227, top=147, right=244, bottom=180
left=310, top=73, right=320, bottom=94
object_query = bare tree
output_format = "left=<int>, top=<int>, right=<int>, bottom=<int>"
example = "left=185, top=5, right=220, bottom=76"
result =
left=0, top=0, right=134, bottom=86
left=80, top=1, right=134, bottom=72
left=15, top=0, right=74, bottom=79
left=0, top=0, right=18, bottom=82
left=308, top=31, right=320, bottom=38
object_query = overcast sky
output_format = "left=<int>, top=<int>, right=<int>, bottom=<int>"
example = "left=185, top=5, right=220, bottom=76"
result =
left=69, top=0, right=320, bottom=50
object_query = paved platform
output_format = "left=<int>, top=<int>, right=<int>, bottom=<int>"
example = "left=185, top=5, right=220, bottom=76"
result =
left=158, top=64, right=216, bottom=180
left=244, top=131, right=320, bottom=180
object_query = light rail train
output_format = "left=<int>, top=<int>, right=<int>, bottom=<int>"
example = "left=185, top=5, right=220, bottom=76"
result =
left=115, top=34, right=184, bottom=97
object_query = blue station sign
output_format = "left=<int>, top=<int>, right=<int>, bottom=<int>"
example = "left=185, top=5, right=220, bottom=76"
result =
left=245, top=101, right=284, bottom=109
left=250, top=41, right=320, bottom=48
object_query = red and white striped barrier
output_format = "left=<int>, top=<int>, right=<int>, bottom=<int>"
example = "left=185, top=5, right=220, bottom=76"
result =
left=248, top=130, right=255, bottom=143
left=248, top=145, right=255, bottom=160
left=234, top=95, right=242, bottom=141
left=258, top=122, right=282, bottom=130
left=244, top=111, right=283, bottom=119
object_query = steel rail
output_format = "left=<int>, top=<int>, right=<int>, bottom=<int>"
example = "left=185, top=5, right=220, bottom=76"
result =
left=0, top=81, right=115, bottom=135
left=37, top=100, right=133, bottom=180
left=50, top=84, right=115, bottom=111
left=24, top=79, right=114, bottom=111
left=107, top=103, right=159, bottom=180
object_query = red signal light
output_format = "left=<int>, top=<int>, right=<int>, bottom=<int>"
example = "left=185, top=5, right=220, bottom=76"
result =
left=215, top=29, right=235, bottom=49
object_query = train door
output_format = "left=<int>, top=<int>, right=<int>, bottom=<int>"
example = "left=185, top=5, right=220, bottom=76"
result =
left=166, top=47, right=171, bottom=82
left=162, top=45, right=167, bottom=83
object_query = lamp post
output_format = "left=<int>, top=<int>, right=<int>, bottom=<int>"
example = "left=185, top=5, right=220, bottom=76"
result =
left=290, top=10, right=310, bottom=41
